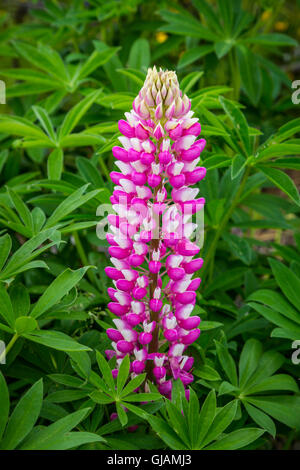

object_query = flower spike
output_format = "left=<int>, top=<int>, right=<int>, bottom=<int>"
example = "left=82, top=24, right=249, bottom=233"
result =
left=105, top=66, right=206, bottom=398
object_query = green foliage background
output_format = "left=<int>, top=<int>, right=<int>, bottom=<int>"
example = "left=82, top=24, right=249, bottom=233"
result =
left=0, top=0, right=299, bottom=450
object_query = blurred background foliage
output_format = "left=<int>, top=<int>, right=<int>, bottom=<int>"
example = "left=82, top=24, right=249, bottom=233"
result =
left=0, top=0, right=299, bottom=451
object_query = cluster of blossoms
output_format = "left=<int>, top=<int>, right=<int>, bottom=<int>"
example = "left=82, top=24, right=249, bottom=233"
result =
left=104, top=66, right=206, bottom=399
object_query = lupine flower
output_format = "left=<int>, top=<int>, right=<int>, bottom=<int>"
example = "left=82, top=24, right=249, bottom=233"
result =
left=105, top=66, right=206, bottom=399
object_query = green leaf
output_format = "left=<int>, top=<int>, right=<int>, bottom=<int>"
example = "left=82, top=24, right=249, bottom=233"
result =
left=46, top=390, right=89, bottom=403
left=0, top=283, right=15, bottom=328
left=242, top=350, right=284, bottom=391
left=76, top=157, right=103, bottom=188
left=89, top=390, right=115, bottom=405
left=159, top=9, right=216, bottom=41
left=214, top=340, right=238, bottom=386
left=188, top=388, right=200, bottom=448
left=245, top=374, right=299, bottom=395
left=116, top=402, right=128, bottom=427
left=231, top=154, right=247, bottom=179
left=245, top=396, right=300, bottom=429
left=165, top=400, right=190, bottom=448
left=58, top=90, right=102, bottom=140
left=178, top=45, right=214, bottom=69
left=147, top=415, right=186, bottom=450
left=7, top=187, right=33, bottom=231
left=0, top=228, right=57, bottom=279
left=115, top=68, right=144, bottom=88
left=244, top=33, right=297, bottom=47
left=116, top=355, right=130, bottom=395
left=10, top=283, right=30, bottom=318
left=0, top=150, right=8, bottom=175
left=0, top=379, right=43, bottom=450
left=239, top=339, right=262, bottom=389
left=32, top=106, right=56, bottom=141
left=0, top=115, right=50, bottom=140
left=128, top=38, right=150, bottom=72
left=222, top=232, right=252, bottom=265
left=215, top=39, right=234, bottom=58
left=78, top=47, right=119, bottom=80
left=47, top=149, right=64, bottom=180
left=258, top=167, right=300, bottom=206
left=257, top=143, right=300, bottom=160
left=236, top=46, right=261, bottom=106
left=20, top=408, right=102, bottom=450
left=120, top=374, right=146, bottom=398
left=194, top=364, right=221, bottom=381
left=196, top=390, right=216, bottom=447
left=247, top=289, right=299, bottom=324
left=0, top=371, right=9, bottom=440
left=15, top=316, right=38, bottom=335
left=30, top=267, right=91, bottom=319
left=96, top=351, right=115, bottom=393
left=244, top=403, right=276, bottom=437
left=24, top=330, right=91, bottom=352
left=123, top=393, right=162, bottom=402
left=44, top=185, right=100, bottom=228
left=181, top=71, right=203, bottom=94
left=204, top=428, right=264, bottom=450
left=203, top=154, right=231, bottom=170
left=12, top=41, right=68, bottom=83
left=201, top=400, right=238, bottom=448
left=269, top=257, right=300, bottom=310
left=219, top=96, right=251, bottom=156
left=47, top=431, right=104, bottom=450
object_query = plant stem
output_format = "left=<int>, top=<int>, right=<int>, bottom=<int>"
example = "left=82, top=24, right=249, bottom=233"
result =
left=0, top=333, right=19, bottom=363
left=201, top=166, right=251, bottom=285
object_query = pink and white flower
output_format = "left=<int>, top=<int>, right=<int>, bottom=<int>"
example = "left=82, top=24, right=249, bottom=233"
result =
left=105, top=66, right=206, bottom=398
